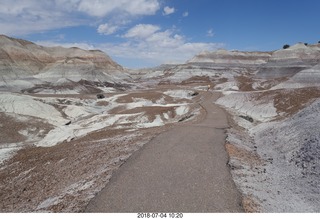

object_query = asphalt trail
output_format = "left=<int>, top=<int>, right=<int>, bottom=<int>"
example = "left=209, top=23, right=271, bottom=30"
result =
left=86, top=91, right=244, bottom=212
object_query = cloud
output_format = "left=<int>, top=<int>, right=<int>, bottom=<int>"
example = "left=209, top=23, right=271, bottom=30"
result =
left=183, top=11, right=189, bottom=17
left=106, top=24, right=224, bottom=66
left=163, top=6, right=175, bottom=16
left=0, top=0, right=161, bottom=35
left=124, top=24, right=160, bottom=39
left=207, top=29, right=214, bottom=37
left=97, top=23, right=119, bottom=35
left=77, top=0, right=160, bottom=17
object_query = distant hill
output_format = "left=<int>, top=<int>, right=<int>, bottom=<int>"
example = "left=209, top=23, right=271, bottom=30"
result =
left=0, top=35, right=129, bottom=93
left=257, top=43, right=320, bottom=78
left=187, top=49, right=272, bottom=66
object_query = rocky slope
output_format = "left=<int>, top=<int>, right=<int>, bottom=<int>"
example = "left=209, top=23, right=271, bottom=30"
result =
left=0, top=35, right=129, bottom=93
left=257, top=43, right=320, bottom=78
left=188, top=49, right=271, bottom=66
left=271, top=63, right=320, bottom=89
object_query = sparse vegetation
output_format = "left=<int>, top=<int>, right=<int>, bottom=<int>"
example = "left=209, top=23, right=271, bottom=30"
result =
left=239, top=115, right=254, bottom=123
left=283, top=44, right=290, bottom=49
left=96, top=94, right=105, bottom=99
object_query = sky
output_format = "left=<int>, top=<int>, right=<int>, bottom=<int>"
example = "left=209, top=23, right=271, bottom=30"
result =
left=1, top=0, right=320, bottom=68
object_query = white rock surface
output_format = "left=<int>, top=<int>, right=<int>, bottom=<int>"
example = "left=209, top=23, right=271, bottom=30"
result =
left=217, top=92, right=278, bottom=122
left=272, top=64, right=320, bottom=89
left=0, top=93, right=68, bottom=126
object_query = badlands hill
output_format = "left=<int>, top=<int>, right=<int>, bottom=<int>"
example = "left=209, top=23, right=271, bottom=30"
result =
left=0, top=35, right=129, bottom=93
left=188, top=49, right=272, bottom=66
left=257, top=43, right=320, bottom=78
left=1, top=35, right=320, bottom=212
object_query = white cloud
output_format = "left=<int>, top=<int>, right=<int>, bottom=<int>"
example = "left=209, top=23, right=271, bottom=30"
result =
left=163, top=6, right=175, bottom=16
left=97, top=23, right=119, bottom=35
left=207, top=29, right=214, bottom=37
left=124, top=24, right=160, bottom=39
left=106, top=24, right=224, bottom=66
left=183, top=11, right=189, bottom=17
left=0, top=0, right=161, bottom=35
left=0, top=0, right=81, bottom=35
left=77, top=0, right=160, bottom=17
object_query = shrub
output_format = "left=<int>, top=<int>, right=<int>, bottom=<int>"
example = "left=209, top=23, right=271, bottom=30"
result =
left=96, top=94, right=105, bottom=99
left=240, top=115, right=254, bottom=123
left=283, top=44, right=290, bottom=49
left=304, top=43, right=308, bottom=46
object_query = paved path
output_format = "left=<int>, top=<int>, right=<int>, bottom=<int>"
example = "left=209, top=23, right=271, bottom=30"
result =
left=86, top=92, right=243, bottom=212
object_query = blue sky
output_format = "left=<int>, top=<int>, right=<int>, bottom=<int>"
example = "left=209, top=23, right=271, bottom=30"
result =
left=1, top=0, right=320, bottom=68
